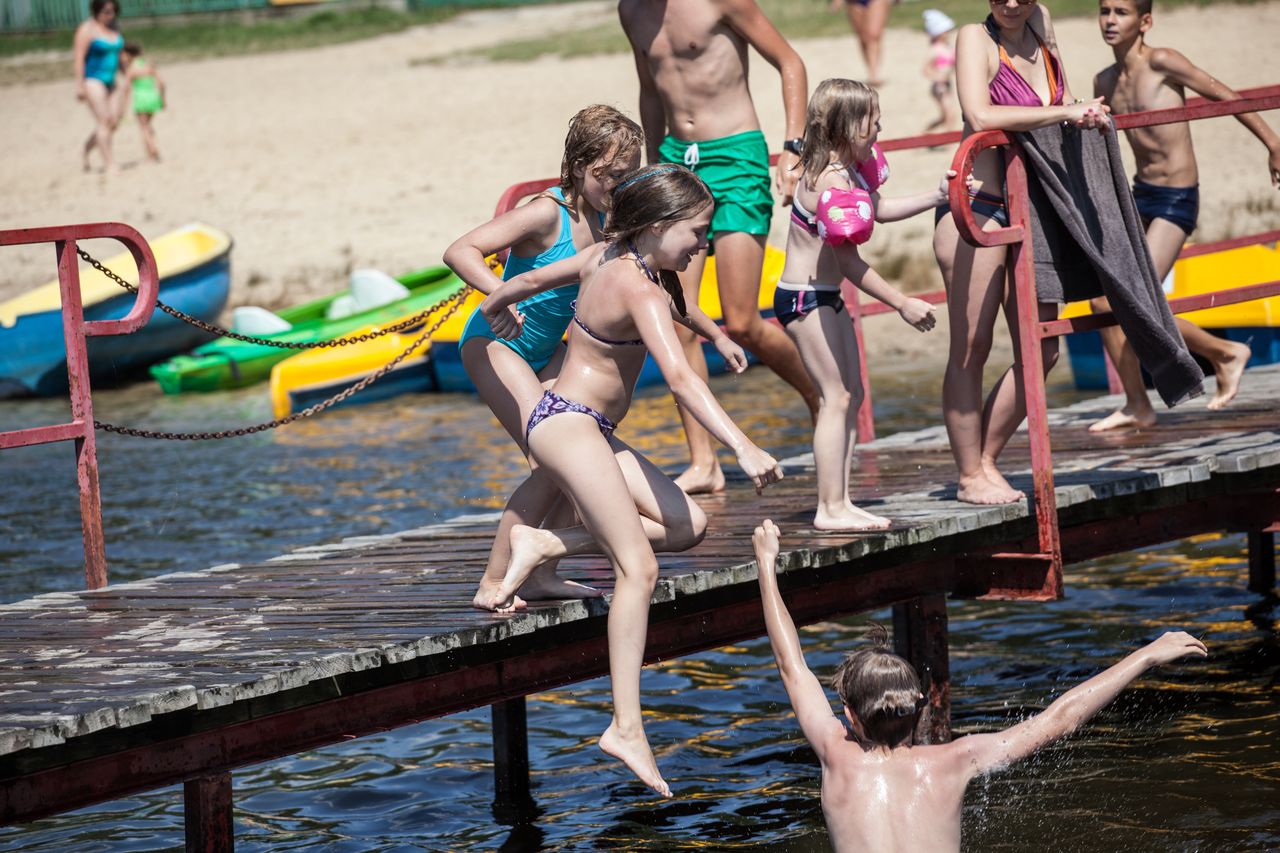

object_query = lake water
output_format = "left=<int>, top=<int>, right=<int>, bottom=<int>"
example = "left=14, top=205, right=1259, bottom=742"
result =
left=1, top=362, right=1276, bottom=851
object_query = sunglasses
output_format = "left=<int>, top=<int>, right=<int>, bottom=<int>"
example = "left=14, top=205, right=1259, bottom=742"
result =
left=989, top=0, right=1037, bottom=6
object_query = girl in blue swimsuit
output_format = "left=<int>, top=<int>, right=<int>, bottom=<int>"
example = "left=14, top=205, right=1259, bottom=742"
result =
left=445, top=105, right=644, bottom=611
left=73, top=0, right=124, bottom=173
left=479, top=165, right=781, bottom=797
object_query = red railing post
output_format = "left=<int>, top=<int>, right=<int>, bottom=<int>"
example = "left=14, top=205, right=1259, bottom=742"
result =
left=841, top=286, right=877, bottom=444
left=57, top=238, right=108, bottom=589
left=1004, top=148, right=1064, bottom=593
left=0, top=223, right=159, bottom=590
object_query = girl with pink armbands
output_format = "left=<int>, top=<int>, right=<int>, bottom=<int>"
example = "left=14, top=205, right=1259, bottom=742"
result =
left=777, top=78, right=954, bottom=531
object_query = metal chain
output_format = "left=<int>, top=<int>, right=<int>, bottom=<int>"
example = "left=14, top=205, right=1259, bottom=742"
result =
left=77, top=247, right=470, bottom=349
left=94, top=290, right=469, bottom=440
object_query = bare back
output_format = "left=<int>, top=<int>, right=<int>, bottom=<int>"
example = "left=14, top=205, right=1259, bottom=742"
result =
left=619, top=0, right=760, bottom=141
left=820, top=735, right=972, bottom=852
left=1095, top=47, right=1197, bottom=186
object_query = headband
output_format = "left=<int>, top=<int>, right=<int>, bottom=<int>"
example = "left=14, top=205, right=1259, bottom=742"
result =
left=615, top=165, right=681, bottom=192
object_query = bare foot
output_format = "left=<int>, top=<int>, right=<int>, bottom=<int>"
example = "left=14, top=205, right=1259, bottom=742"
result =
left=495, top=524, right=562, bottom=607
left=518, top=568, right=603, bottom=602
left=674, top=463, right=725, bottom=495
left=472, top=578, right=527, bottom=613
left=956, top=474, right=1023, bottom=505
left=599, top=720, right=671, bottom=798
left=1207, top=342, right=1250, bottom=411
left=814, top=504, right=891, bottom=531
left=1088, top=406, right=1157, bottom=433
left=980, top=460, right=1023, bottom=498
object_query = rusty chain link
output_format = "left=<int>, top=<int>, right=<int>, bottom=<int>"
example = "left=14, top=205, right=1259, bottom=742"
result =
left=78, top=247, right=469, bottom=350
left=95, top=289, right=469, bottom=440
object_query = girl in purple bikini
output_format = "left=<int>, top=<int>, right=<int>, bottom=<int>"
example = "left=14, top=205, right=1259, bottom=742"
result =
left=932, top=0, right=1110, bottom=506
left=478, top=164, right=782, bottom=798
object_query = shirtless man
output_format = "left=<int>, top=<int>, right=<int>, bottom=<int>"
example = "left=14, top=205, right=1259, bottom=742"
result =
left=1088, top=0, right=1280, bottom=432
left=753, top=519, right=1208, bottom=852
left=619, top=0, right=820, bottom=494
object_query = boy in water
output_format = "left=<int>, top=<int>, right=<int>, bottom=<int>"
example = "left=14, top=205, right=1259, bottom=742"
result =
left=752, top=519, right=1207, bottom=852
left=1088, top=0, right=1280, bottom=432
left=618, top=0, right=819, bottom=495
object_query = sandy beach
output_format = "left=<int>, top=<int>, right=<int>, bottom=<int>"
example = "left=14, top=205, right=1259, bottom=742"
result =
left=3, top=0, right=1278, bottom=345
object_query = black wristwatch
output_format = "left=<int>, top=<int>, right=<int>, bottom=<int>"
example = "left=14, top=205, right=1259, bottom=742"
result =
left=782, top=138, right=804, bottom=156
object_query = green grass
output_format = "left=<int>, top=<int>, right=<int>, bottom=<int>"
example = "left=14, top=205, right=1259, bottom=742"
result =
left=0, top=1, right=559, bottom=85
left=2, top=0, right=1265, bottom=81
left=457, top=0, right=1262, bottom=64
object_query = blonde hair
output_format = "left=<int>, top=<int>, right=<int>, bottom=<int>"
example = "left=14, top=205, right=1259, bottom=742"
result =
left=832, top=625, right=924, bottom=747
left=798, top=79, right=880, bottom=192
left=556, top=104, right=644, bottom=210
left=604, top=164, right=713, bottom=317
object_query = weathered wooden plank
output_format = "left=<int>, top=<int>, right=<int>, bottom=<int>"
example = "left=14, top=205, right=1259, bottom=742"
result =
left=1, top=367, right=1278, bottom=764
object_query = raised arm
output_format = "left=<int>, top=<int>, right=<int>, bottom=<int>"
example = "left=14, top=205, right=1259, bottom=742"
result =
left=835, top=247, right=936, bottom=332
left=442, top=197, right=562, bottom=297
left=1149, top=47, right=1280, bottom=187
left=630, top=286, right=782, bottom=492
left=720, top=0, right=808, bottom=202
left=955, top=24, right=1105, bottom=132
left=476, top=249, right=595, bottom=339
left=954, top=631, right=1207, bottom=779
left=754, top=520, right=848, bottom=763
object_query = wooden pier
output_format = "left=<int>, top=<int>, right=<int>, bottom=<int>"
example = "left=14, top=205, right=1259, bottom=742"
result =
left=2, top=367, right=1278, bottom=845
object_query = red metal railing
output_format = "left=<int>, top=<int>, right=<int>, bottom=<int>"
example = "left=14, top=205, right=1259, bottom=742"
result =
left=0, top=224, right=159, bottom=589
left=491, top=86, right=1280, bottom=597
left=945, top=85, right=1280, bottom=593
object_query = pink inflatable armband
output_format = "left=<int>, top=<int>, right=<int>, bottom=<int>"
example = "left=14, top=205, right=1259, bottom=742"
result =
left=816, top=187, right=875, bottom=246
left=854, top=143, right=890, bottom=193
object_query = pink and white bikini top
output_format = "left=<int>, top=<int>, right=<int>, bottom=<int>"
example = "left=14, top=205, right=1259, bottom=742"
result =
left=790, top=143, right=890, bottom=247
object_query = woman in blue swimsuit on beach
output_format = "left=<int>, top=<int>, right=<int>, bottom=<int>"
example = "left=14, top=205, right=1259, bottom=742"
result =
left=445, top=105, right=645, bottom=610
left=73, top=0, right=125, bottom=173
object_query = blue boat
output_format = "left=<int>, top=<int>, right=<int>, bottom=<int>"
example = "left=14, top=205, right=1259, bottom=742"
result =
left=0, top=223, right=232, bottom=398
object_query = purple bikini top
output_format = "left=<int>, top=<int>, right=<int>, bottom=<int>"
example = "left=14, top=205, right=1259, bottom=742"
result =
left=984, top=14, right=1064, bottom=108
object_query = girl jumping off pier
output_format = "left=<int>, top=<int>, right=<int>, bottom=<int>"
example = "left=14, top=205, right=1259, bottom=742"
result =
left=444, top=105, right=644, bottom=612
left=777, top=78, right=942, bottom=531
left=480, top=164, right=782, bottom=795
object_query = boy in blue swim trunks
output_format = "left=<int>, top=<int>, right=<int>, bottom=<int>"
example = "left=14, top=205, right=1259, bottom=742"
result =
left=620, top=0, right=820, bottom=495
left=1089, top=0, right=1280, bottom=430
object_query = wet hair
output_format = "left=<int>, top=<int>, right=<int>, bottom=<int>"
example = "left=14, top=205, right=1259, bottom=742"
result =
left=797, top=78, right=879, bottom=192
left=123, top=42, right=142, bottom=56
left=831, top=624, right=925, bottom=748
left=604, top=164, right=713, bottom=317
left=90, top=0, right=118, bottom=16
left=556, top=104, right=644, bottom=211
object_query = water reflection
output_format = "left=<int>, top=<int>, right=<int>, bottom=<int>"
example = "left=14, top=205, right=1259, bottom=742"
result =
left=0, top=365, right=1276, bottom=850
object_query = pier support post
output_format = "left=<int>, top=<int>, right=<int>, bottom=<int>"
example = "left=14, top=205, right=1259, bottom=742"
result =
left=1248, top=531, right=1276, bottom=593
left=893, top=595, right=951, bottom=744
left=184, top=772, right=233, bottom=853
left=492, top=697, right=532, bottom=805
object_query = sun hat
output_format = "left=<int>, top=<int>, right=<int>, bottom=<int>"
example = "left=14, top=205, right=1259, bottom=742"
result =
left=923, top=9, right=956, bottom=37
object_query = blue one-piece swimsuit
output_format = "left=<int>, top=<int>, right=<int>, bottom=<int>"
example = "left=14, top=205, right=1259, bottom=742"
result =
left=458, top=186, right=584, bottom=373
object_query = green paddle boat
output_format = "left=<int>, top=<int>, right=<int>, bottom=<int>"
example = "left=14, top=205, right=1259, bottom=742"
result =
left=150, top=265, right=464, bottom=394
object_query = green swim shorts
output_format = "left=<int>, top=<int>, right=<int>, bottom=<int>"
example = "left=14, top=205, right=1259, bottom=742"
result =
left=659, top=130, right=772, bottom=242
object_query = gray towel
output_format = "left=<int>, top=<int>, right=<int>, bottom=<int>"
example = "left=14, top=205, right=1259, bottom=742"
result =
left=1014, top=123, right=1204, bottom=408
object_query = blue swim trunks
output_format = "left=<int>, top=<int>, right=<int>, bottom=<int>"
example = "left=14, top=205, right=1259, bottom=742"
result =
left=459, top=186, right=580, bottom=373
left=1132, top=177, right=1199, bottom=236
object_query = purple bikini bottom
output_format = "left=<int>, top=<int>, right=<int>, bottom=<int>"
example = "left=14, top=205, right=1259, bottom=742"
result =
left=525, top=390, right=618, bottom=443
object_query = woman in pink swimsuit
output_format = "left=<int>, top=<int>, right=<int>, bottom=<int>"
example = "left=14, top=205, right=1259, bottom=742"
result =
left=933, top=0, right=1110, bottom=505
